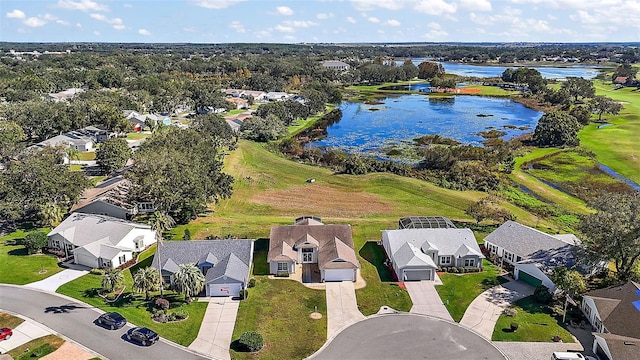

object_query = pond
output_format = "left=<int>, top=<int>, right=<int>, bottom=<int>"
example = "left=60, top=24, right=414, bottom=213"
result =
left=409, top=59, right=600, bottom=80
left=309, top=95, right=542, bottom=158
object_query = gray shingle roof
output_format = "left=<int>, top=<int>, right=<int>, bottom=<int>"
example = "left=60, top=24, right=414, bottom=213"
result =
left=152, top=239, right=253, bottom=285
left=484, top=221, right=578, bottom=270
left=48, top=212, right=150, bottom=247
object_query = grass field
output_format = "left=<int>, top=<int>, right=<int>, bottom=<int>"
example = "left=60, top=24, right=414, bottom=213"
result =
left=77, top=151, right=96, bottom=161
left=579, top=80, right=640, bottom=184
left=0, top=228, right=62, bottom=285
left=126, top=132, right=151, bottom=140
left=435, top=260, right=507, bottom=322
left=8, top=334, right=65, bottom=360
left=0, top=312, right=25, bottom=329
left=492, top=297, right=574, bottom=343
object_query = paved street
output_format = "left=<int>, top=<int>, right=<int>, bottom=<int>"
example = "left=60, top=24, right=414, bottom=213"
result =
left=310, top=314, right=507, bottom=360
left=405, top=280, right=454, bottom=321
left=189, top=297, right=239, bottom=360
left=0, top=285, right=207, bottom=360
left=325, top=282, right=365, bottom=339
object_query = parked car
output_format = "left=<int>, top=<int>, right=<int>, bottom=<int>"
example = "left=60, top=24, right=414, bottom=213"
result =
left=0, top=328, right=12, bottom=340
left=96, top=312, right=127, bottom=330
left=551, top=352, right=598, bottom=360
left=126, top=327, right=159, bottom=346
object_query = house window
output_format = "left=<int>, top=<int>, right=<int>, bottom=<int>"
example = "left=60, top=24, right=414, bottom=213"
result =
left=516, top=256, right=522, bottom=262
left=118, top=254, right=126, bottom=265
left=584, top=304, right=591, bottom=317
left=277, top=262, right=288, bottom=271
left=440, top=256, right=452, bottom=265
left=464, top=259, right=475, bottom=267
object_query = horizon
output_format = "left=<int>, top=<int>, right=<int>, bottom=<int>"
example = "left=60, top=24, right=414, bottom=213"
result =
left=2, top=0, right=640, bottom=44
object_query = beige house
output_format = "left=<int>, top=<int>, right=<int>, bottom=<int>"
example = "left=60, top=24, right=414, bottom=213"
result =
left=267, top=216, right=360, bottom=282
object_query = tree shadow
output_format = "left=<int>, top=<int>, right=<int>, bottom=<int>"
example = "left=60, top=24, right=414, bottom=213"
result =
left=8, top=248, right=29, bottom=256
left=230, top=339, right=249, bottom=353
left=44, top=303, right=85, bottom=314
left=359, top=241, right=394, bottom=282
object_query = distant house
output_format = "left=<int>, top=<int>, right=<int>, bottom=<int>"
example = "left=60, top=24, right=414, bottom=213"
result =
left=321, top=60, right=350, bottom=71
left=483, top=221, right=580, bottom=291
left=152, top=239, right=254, bottom=297
left=47, top=213, right=155, bottom=269
left=71, top=176, right=139, bottom=220
left=267, top=216, right=360, bottom=282
left=581, top=281, right=640, bottom=360
left=48, top=88, right=85, bottom=102
left=265, top=92, right=293, bottom=102
left=382, top=217, right=484, bottom=281
left=223, top=89, right=267, bottom=102
left=81, top=126, right=117, bottom=143
left=123, top=110, right=145, bottom=132
left=226, top=97, right=249, bottom=110
left=35, top=132, right=94, bottom=152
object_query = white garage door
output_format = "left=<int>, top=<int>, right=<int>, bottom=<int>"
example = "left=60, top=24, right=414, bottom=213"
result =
left=207, top=283, right=242, bottom=297
left=403, top=269, right=432, bottom=281
left=324, top=269, right=355, bottom=282
left=74, top=252, right=97, bottom=268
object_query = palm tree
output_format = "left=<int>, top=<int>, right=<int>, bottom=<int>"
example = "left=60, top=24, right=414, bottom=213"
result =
left=172, top=263, right=205, bottom=300
left=65, top=147, right=80, bottom=165
left=39, top=202, right=64, bottom=227
left=102, top=268, right=124, bottom=293
left=149, top=211, right=175, bottom=296
left=133, top=267, right=160, bottom=301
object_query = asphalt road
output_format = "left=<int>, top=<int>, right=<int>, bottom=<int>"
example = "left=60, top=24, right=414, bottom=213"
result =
left=311, top=313, right=507, bottom=360
left=0, top=285, right=207, bottom=360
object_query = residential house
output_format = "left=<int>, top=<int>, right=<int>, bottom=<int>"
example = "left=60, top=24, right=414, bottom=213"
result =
left=151, top=239, right=254, bottom=297
left=267, top=216, right=360, bottom=282
left=224, top=89, right=267, bottom=102
left=581, top=281, right=640, bottom=360
left=382, top=217, right=484, bottom=281
left=265, top=92, right=293, bottom=102
left=226, top=97, right=249, bottom=110
left=483, top=221, right=580, bottom=291
left=47, top=213, right=156, bottom=269
left=321, top=60, right=351, bottom=71
left=81, top=126, right=117, bottom=143
left=47, top=88, right=85, bottom=102
left=71, top=176, right=138, bottom=220
left=35, top=132, right=94, bottom=152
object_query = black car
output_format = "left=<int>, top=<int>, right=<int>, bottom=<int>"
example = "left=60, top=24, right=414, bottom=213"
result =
left=97, top=312, right=127, bottom=330
left=126, top=327, right=159, bottom=346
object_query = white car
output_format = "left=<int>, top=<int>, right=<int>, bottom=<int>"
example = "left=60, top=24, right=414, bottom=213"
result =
left=551, top=352, right=598, bottom=360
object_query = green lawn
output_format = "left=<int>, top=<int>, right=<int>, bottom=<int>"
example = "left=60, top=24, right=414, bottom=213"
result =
left=126, top=132, right=151, bottom=140
left=0, top=312, right=25, bottom=329
left=8, top=334, right=65, bottom=360
left=231, top=277, right=327, bottom=360
left=57, top=271, right=207, bottom=347
left=435, top=260, right=507, bottom=322
left=77, top=151, right=96, bottom=161
left=0, top=228, right=62, bottom=284
left=492, top=297, right=574, bottom=343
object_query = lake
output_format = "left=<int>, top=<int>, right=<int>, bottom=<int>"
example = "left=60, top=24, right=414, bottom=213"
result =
left=410, top=59, right=600, bottom=80
left=309, top=95, right=542, bottom=158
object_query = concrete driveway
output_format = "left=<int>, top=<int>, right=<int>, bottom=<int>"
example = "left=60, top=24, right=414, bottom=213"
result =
left=405, top=281, right=453, bottom=321
left=188, top=297, right=239, bottom=360
left=325, top=282, right=364, bottom=339
left=493, top=341, right=583, bottom=360
left=0, top=320, right=52, bottom=354
left=459, top=280, right=534, bottom=339
left=25, top=269, right=88, bottom=292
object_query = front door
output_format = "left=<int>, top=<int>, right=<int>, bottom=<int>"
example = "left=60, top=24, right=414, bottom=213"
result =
left=303, top=252, right=313, bottom=263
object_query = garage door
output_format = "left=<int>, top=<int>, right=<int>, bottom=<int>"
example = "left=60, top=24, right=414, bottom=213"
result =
left=324, top=269, right=355, bottom=282
left=517, top=270, right=543, bottom=287
left=207, top=283, right=242, bottom=297
left=403, top=269, right=432, bottom=281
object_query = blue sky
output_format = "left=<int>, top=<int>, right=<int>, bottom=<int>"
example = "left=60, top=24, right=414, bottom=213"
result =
left=2, top=0, right=639, bottom=43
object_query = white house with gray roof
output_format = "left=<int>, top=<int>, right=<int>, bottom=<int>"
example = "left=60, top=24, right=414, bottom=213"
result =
left=382, top=228, right=484, bottom=281
left=483, top=221, right=580, bottom=291
left=152, top=239, right=253, bottom=297
left=47, top=213, right=156, bottom=269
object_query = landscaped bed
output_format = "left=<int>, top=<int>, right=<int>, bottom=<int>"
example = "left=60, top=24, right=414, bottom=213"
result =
left=435, top=259, right=507, bottom=322
left=492, top=296, right=574, bottom=343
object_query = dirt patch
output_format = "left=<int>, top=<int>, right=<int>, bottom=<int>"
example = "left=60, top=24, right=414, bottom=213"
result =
left=251, top=185, right=394, bottom=218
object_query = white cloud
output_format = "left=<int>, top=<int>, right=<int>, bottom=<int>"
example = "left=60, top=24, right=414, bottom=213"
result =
left=138, top=29, right=151, bottom=36
left=316, top=13, right=334, bottom=20
left=414, top=0, right=457, bottom=15
left=351, top=0, right=406, bottom=11
left=57, top=0, right=108, bottom=12
left=23, top=17, right=47, bottom=27
left=90, top=13, right=125, bottom=30
left=6, top=9, right=25, bottom=19
left=229, top=21, right=246, bottom=33
left=275, top=24, right=294, bottom=33
left=42, top=14, right=58, bottom=21
left=56, top=19, right=70, bottom=25
left=123, top=3, right=133, bottom=8
left=425, top=21, right=448, bottom=38
left=276, top=6, right=294, bottom=16
left=281, top=20, right=317, bottom=28
left=386, top=19, right=401, bottom=26
left=368, top=17, right=380, bottom=23
left=346, top=16, right=356, bottom=24
left=76, top=22, right=82, bottom=27
left=194, top=0, right=245, bottom=9
left=93, top=31, right=100, bottom=35
left=183, top=27, right=197, bottom=32
left=459, top=0, right=491, bottom=11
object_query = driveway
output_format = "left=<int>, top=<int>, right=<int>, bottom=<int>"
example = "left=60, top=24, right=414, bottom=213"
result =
left=25, top=269, right=88, bottom=292
left=188, top=297, right=239, bottom=360
left=459, top=280, right=534, bottom=340
left=493, top=341, right=583, bottom=360
left=310, top=314, right=507, bottom=360
left=405, top=281, right=454, bottom=321
left=325, top=282, right=365, bottom=339
left=0, top=318, right=51, bottom=354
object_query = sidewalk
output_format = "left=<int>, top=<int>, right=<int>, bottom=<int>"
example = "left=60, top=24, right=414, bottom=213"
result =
left=188, top=297, right=239, bottom=360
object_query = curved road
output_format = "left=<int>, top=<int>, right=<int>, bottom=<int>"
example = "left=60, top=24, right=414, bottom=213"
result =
left=0, top=285, right=207, bottom=360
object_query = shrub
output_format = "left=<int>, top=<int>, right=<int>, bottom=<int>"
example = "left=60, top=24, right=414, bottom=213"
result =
left=247, top=277, right=256, bottom=288
left=183, top=228, right=191, bottom=241
left=510, top=322, right=519, bottom=331
left=90, top=268, right=105, bottom=275
left=21, top=230, right=48, bottom=254
left=457, top=267, right=465, bottom=273
left=503, top=308, right=517, bottom=317
left=238, top=331, right=263, bottom=352
left=276, top=271, right=289, bottom=277
left=239, top=289, right=248, bottom=300
left=533, top=285, right=553, bottom=304
left=155, top=298, right=170, bottom=310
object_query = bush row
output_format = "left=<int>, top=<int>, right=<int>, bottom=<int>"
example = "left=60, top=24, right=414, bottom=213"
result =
left=437, top=266, right=483, bottom=273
